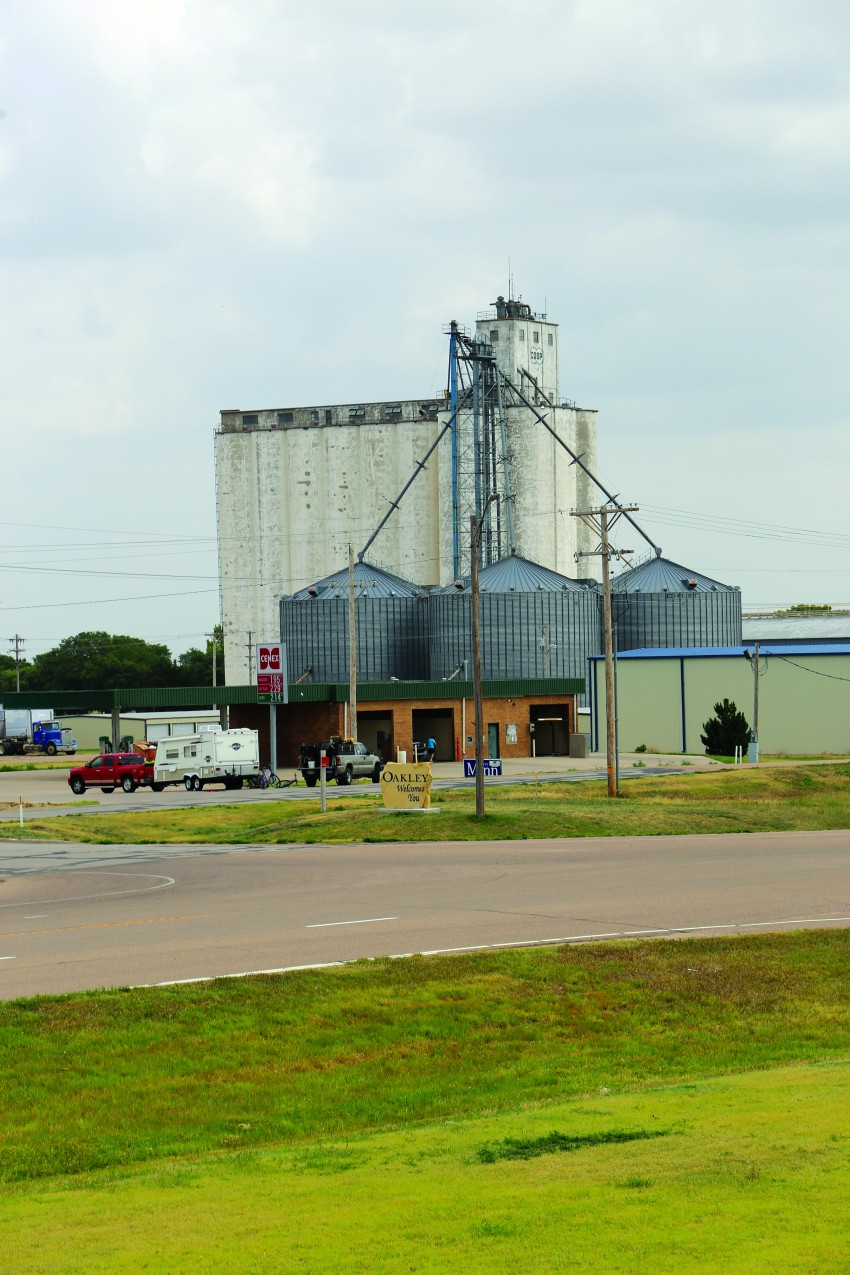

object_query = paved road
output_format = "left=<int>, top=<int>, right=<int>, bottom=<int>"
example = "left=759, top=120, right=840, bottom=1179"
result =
left=0, top=763, right=690, bottom=821
left=2, top=829, right=849, bottom=999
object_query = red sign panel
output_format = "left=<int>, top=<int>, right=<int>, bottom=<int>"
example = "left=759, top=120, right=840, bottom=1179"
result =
left=256, top=642, right=287, bottom=702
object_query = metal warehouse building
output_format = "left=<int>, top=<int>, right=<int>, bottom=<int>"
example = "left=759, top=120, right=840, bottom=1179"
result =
left=588, top=644, right=850, bottom=756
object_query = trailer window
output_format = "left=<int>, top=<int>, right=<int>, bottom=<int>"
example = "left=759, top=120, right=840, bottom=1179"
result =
left=183, top=745, right=197, bottom=757
left=165, top=748, right=179, bottom=760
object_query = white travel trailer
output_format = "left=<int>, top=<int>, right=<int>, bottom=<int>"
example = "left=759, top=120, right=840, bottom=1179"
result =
left=154, top=728, right=260, bottom=791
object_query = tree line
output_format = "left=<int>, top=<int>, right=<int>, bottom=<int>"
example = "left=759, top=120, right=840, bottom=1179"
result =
left=0, top=629, right=224, bottom=695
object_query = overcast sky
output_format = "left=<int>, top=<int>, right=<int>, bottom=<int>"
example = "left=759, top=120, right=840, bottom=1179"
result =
left=1, top=0, right=848, bottom=662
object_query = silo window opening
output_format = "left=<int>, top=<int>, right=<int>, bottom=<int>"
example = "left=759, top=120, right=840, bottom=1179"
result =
left=242, top=413, right=258, bottom=427
left=310, top=409, right=319, bottom=425
left=533, top=331, right=539, bottom=342
left=490, top=330, right=499, bottom=342
left=278, top=411, right=294, bottom=425
left=349, top=407, right=366, bottom=422
left=519, top=330, right=525, bottom=342
left=548, top=333, right=554, bottom=346
left=385, top=404, right=403, bottom=419
left=324, top=409, right=333, bottom=425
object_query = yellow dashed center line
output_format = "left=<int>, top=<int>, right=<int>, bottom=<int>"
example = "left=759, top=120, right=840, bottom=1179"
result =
left=1, top=914, right=209, bottom=937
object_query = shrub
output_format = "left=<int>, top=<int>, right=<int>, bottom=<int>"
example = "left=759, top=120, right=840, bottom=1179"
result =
left=701, top=698, right=750, bottom=756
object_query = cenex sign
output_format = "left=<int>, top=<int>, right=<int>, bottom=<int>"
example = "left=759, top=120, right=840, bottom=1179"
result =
left=256, top=642, right=288, bottom=703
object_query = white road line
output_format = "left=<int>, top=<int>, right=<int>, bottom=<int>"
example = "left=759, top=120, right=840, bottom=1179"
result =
left=135, top=913, right=850, bottom=990
left=306, top=916, right=398, bottom=928
left=23, top=915, right=47, bottom=919
left=0, top=956, right=16, bottom=961
left=0, top=871, right=176, bottom=909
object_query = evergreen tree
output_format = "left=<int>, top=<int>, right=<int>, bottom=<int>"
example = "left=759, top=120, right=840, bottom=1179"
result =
left=700, top=699, right=750, bottom=756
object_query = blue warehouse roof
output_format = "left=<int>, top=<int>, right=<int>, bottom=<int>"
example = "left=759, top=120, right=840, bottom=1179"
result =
left=590, top=644, right=850, bottom=660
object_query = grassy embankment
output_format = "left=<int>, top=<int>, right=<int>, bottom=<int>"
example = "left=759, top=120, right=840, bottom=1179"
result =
left=2, top=931, right=850, bottom=1271
left=4, top=762, right=850, bottom=843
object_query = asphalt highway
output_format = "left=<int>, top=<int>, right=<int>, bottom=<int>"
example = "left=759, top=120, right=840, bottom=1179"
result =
left=2, top=829, right=849, bottom=998
left=0, top=762, right=686, bottom=821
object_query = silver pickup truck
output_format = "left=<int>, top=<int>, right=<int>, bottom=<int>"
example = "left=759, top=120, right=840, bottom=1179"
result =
left=299, top=737, right=383, bottom=787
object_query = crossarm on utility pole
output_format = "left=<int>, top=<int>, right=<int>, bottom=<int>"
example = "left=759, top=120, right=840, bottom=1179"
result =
left=504, top=373, right=661, bottom=558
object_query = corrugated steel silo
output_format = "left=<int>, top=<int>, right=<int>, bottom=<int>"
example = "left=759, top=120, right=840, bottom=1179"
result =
left=429, top=555, right=600, bottom=697
left=610, top=555, right=742, bottom=651
left=280, top=561, right=429, bottom=683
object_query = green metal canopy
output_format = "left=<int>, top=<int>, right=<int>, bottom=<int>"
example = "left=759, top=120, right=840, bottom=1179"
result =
left=3, top=676, right=583, bottom=714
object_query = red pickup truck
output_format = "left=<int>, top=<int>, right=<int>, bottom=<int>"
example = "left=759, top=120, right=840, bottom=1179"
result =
left=67, top=753, right=165, bottom=795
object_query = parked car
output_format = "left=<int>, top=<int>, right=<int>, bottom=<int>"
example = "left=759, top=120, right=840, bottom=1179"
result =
left=68, top=753, right=161, bottom=795
left=299, top=737, right=383, bottom=787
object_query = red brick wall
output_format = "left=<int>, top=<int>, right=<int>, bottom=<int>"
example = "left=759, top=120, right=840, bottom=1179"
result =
left=231, top=693, right=574, bottom=764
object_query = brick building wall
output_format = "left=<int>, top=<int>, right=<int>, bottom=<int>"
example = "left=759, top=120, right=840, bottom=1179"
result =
left=232, top=692, right=575, bottom=766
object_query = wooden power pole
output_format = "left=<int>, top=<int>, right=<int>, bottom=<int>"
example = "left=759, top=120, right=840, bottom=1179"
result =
left=573, top=503, right=637, bottom=799
left=349, top=544, right=358, bottom=745
left=470, top=513, right=485, bottom=817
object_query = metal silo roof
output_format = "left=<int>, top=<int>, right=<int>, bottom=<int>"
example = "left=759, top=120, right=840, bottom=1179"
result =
left=611, top=555, right=738, bottom=594
left=287, top=560, right=426, bottom=600
left=439, top=554, right=589, bottom=594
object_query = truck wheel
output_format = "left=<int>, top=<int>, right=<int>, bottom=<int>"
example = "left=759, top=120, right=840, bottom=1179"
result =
left=122, top=776, right=137, bottom=793
left=337, top=765, right=353, bottom=786
left=151, top=783, right=165, bottom=793
left=372, top=763, right=382, bottom=783
left=100, top=787, right=115, bottom=793
left=304, top=774, right=317, bottom=788
left=193, top=776, right=204, bottom=791
left=45, top=742, right=57, bottom=756
left=184, top=776, right=193, bottom=791
left=70, top=777, right=85, bottom=795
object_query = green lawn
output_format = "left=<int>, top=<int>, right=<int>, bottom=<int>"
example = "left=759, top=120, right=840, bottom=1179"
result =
left=3, top=1062, right=848, bottom=1273
left=3, top=930, right=850, bottom=1184
left=2, top=931, right=850, bottom=1271
left=4, top=762, right=850, bottom=844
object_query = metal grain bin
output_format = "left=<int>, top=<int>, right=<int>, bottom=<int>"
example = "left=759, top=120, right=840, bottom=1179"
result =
left=429, top=555, right=600, bottom=698
left=610, top=555, right=742, bottom=651
left=280, top=561, right=429, bottom=683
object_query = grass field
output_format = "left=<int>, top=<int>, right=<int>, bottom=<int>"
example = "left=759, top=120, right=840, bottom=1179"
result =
left=4, top=1062, right=849, bottom=1274
left=2, top=931, right=850, bottom=1271
left=3, top=762, right=850, bottom=844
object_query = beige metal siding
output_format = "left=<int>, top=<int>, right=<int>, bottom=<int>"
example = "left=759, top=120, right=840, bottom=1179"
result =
left=596, top=652, right=850, bottom=757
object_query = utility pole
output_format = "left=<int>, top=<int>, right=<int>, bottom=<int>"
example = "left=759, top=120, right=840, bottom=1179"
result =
left=348, top=544, right=357, bottom=745
left=344, top=548, right=378, bottom=743
left=206, top=631, right=218, bottom=689
left=750, top=642, right=760, bottom=764
left=470, top=494, right=498, bottom=817
left=8, top=635, right=24, bottom=693
left=471, top=513, right=485, bottom=817
left=573, top=503, right=637, bottom=799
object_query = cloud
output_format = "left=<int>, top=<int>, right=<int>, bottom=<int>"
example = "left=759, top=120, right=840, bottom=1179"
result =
left=0, top=0, right=847, bottom=648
